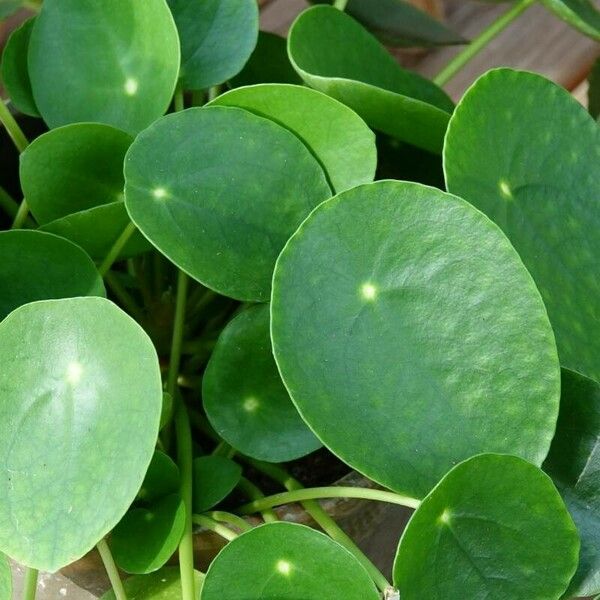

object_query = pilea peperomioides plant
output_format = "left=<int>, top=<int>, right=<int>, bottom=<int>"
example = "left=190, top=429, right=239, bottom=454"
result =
left=0, top=0, right=598, bottom=599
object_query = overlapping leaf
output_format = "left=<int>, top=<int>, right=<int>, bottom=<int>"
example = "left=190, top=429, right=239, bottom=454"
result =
left=100, top=567, right=203, bottom=599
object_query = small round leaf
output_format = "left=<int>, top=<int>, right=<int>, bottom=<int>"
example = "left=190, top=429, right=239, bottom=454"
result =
left=0, top=297, right=162, bottom=571
left=271, top=181, right=560, bottom=498
left=124, top=106, right=331, bottom=301
left=100, top=567, right=203, bottom=599
left=202, top=522, right=380, bottom=600
left=192, top=455, right=242, bottom=513
left=203, top=304, right=321, bottom=462
left=393, top=454, right=579, bottom=600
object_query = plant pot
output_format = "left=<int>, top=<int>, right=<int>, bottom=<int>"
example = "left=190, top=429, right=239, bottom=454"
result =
left=61, top=470, right=400, bottom=597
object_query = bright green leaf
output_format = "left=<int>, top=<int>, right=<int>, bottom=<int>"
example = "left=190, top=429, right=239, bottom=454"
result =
left=138, top=451, right=179, bottom=504
left=271, top=180, right=560, bottom=498
left=203, top=305, right=320, bottom=463
left=202, top=522, right=380, bottom=600
left=287, top=5, right=453, bottom=153
left=0, top=230, right=105, bottom=319
left=100, top=567, right=203, bottom=599
left=167, top=0, right=258, bottom=90
left=544, top=369, right=600, bottom=597
left=124, top=106, right=331, bottom=302
left=192, top=455, right=242, bottom=513
left=540, top=0, right=600, bottom=40
left=211, top=83, right=376, bottom=193
left=28, top=0, right=180, bottom=134
left=394, top=454, right=579, bottom=600
left=0, top=297, right=162, bottom=571
left=444, top=68, right=600, bottom=383
left=1, top=18, right=39, bottom=117
left=0, top=553, right=11, bottom=600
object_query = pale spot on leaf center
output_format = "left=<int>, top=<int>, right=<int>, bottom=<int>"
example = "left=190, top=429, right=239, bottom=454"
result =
left=243, top=396, right=259, bottom=413
left=124, top=78, right=139, bottom=96
left=276, top=560, right=292, bottom=575
left=66, top=361, right=83, bottom=386
left=360, top=282, right=377, bottom=301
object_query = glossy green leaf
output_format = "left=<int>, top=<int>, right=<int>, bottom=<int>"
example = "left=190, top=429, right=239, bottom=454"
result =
left=544, top=369, right=600, bottom=597
left=100, top=567, right=203, bottom=600
left=28, top=0, right=180, bottom=134
left=540, top=0, right=600, bottom=40
left=204, top=305, right=321, bottom=462
left=124, top=106, right=331, bottom=302
left=211, top=83, right=376, bottom=193
left=138, top=451, right=179, bottom=504
left=271, top=180, right=560, bottom=498
left=1, top=18, right=39, bottom=117
left=0, top=554, right=11, bottom=600
left=287, top=5, right=453, bottom=153
left=230, top=32, right=301, bottom=88
left=0, top=297, right=162, bottom=571
left=0, top=230, right=105, bottom=319
left=192, top=455, right=242, bottom=513
left=167, top=0, right=258, bottom=90
left=444, top=68, right=600, bottom=383
left=589, top=56, right=600, bottom=120
left=111, top=494, right=185, bottom=575
left=20, top=123, right=132, bottom=225
left=40, top=201, right=150, bottom=260
left=202, top=522, right=380, bottom=600
left=394, top=454, right=579, bottom=600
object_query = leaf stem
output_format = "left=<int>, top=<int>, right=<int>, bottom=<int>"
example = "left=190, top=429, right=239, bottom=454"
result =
left=97, top=539, right=127, bottom=600
left=0, top=99, right=28, bottom=153
left=174, top=87, right=185, bottom=113
left=333, top=0, right=349, bottom=10
left=0, top=186, right=19, bottom=219
left=11, top=200, right=31, bottom=230
left=207, top=86, right=221, bottom=102
left=167, top=270, right=188, bottom=397
left=433, top=0, right=535, bottom=86
left=237, top=477, right=278, bottom=523
left=192, top=514, right=239, bottom=541
left=204, top=511, right=252, bottom=533
left=21, top=567, right=38, bottom=600
left=98, top=222, right=137, bottom=277
left=104, top=272, right=144, bottom=322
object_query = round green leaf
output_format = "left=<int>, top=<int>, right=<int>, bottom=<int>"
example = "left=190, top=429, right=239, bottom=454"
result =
left=0, top=554, right=11, bottom=600
left=1, top=18, right=39, bottom=117
left=393, top=454, right=579, bottom=600
left=28, top=0, right=180, bottom=134
left=540, top=0, right=600, bottom=40
left=287, top=5, right=453, bottom=154
left=111, top=494, right=185, bottom=575
left=138, top=451, right=179, bottom=504
left=202, top=522, right=380, bottom=600
left=271, top=180, right=560, bottom=498
left=544, top=369, right=600, bottom=597
left=230, top=32, right=301, bottom=88
left=0, top=230, right=105, bottom=319
left=444, top=68, right=600, bottom=383
left=124, top=106, right=331, bottom=302
left=40, top=201, right=150, bottom=260
left=203, top=305, right=321, bottom=462
left=211, top=83, right=376, bottom=193
left=20, top=123, right=132, bottom=225
left=0, top=297, right=162, bottom=571
left=167, top=0, right=258, bottom=90
left=100, top=567, right=203, bottom=600
left=192, top=455, right=242, bottom=513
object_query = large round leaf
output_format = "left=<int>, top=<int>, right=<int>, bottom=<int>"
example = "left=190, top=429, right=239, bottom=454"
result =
left=0, top=230, right=105, bottom=319
left=287, top=5, right=453, bottom=154
left=124, top=106, right=331, bottom=302
left=271, top=180, right=560, bottom=498
left=20, top=123, right=132, bottom=225
left=203, top=305, right=321, bottom=462
left=202, top=522, right=380, bottom=600
left=544, top=369, right=600, bottom=597
left=0, top=297, right=162, bottom=571
left=211, top=84, right=376, bottom=193
left=393, top=454, right=579, bottom=600
left=540, top=0, right=600, bottom=40
left=1, top=18, right=39, bottom=117
left=444, top=68, right=600, bottom=383
left=0, top=554, right=10, bottom=600
left=167, top=0, right=258, bottom=90
left=192, top=455, right=242, bottom=513
left=28, top=0, right=180, bottom=134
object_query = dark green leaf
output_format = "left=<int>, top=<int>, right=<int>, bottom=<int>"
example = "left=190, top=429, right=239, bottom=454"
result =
left=0, top=230, right=105, bottom=319
left=203, top=305, right=321, bottom=463
left=100, top=567, right=203, bottom=599
left=167, top=0, right=258, bottom=90
left=28, top=0, right=180, bottom=134
left=0, top=297, right=162, bottom=571
left=124, top=106, right=331, bottom=302
left=138, top=451, right=179, bottom=504
left=271, top=180, right=560, bottom=498
left=444, top=68, right=600, bottom=383
left=0, top=18, right=39, bottom=117
left=544, top=369, right=600, bottom=597
left=540, top=0, right=600, bottom=40
left=211, top=83, right=376, bottom=193
left=192, top=455, right=242, bottom=513
left=288, top=5, right=453, bottom=153
left=394, top=454, right=579, bottom=600
left=202, top=522, right=380, bottom=599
